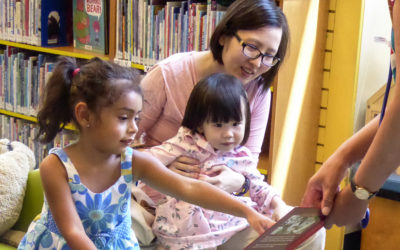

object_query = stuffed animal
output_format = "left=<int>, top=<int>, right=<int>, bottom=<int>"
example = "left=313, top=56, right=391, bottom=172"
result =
left=0, top=139, right=35, bottom=236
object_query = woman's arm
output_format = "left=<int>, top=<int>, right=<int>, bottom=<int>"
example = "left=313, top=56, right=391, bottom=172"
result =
left=136, top=66, right=167, bottom=141
left=132, top=150, right=275, bottom=234
left=245, top=89, right=271, bottom=159
left=325, top=0, right=400, bottom=227
left=40, top=155, right=96, bottom=250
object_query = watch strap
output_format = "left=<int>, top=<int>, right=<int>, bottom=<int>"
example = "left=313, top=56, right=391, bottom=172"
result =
left=233, top=175, right=250, bottom=196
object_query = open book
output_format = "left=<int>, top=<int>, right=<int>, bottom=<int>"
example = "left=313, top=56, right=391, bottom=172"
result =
left=245, top=207, right=325, bottom=250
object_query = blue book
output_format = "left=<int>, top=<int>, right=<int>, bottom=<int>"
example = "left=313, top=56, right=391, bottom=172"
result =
left=41, top=0, right=71, bottom=47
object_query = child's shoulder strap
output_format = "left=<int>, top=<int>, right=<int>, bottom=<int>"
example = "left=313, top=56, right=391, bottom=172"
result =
left=121, top=147, right=133, bottom=183
left=49, top=147, right=79, bottom=180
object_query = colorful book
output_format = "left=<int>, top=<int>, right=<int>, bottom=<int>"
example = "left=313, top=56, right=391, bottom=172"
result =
left=73, top=0, right=109, bottom=54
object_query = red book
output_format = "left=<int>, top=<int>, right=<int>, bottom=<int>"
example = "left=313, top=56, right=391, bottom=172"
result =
left=245, top=207, right=325, bottom=250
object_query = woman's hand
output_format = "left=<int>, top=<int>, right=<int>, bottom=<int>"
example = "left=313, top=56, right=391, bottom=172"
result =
left=167, top=156, right=201, bottom=179
left=199, top=164, right=245, bottom=193
left=301, top=152, right=348, bottom=216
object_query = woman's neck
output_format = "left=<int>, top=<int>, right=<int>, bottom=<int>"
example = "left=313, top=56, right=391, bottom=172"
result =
left=195, top=51, right=225, bottom=80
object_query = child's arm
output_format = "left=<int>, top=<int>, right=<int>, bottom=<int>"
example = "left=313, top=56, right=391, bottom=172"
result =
left=271, top=196, right=293, bottom=222
left=40, top=155, right=97, bottom=250
left=132, top=150, right=275, bottom=234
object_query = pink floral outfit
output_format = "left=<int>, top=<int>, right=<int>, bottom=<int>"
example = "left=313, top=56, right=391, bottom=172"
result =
left=143, top=127, right=279, bottom=249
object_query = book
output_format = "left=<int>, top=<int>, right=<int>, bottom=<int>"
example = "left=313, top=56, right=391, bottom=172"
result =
left=245, top=207, right=325, bottom=250
left=40, top=0, right=71, bottom=47
left=73, top=0, right=109, bottom=54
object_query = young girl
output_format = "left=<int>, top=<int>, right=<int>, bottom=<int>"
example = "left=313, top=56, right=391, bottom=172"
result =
left=17, top=57, right=274, bottom=250
left=141, top=73, right=325, bottom=250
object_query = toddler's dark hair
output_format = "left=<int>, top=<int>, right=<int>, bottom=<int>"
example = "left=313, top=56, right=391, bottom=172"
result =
left=36, top=56, right=142, bottom=143
left=182, top=73, right=251, bottom=145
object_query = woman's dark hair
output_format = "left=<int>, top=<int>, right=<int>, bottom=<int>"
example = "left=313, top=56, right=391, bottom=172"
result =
left=209, top=0, right=289, bottom=91
left=182, top=73, right=251, bottom=146
left=36, top=56, right=142, bottom=143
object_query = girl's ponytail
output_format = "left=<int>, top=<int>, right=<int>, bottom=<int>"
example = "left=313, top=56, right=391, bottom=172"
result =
left=36, top=57, right=78, bottom=143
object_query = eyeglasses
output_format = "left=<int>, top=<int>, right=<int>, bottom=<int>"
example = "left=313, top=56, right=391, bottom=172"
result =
left=234, top=33, right=280, bottom=67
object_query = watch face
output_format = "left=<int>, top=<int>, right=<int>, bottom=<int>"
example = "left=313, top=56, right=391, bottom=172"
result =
left=354, top=188, right=370, bottom=200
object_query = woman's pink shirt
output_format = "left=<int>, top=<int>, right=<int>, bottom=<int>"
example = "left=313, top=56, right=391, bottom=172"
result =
left=137, top=51, right=271, bottom=159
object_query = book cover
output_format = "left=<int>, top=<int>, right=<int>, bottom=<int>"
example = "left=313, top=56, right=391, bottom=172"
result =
left=41, top=0, right=71, bottom=47
left=73, top=0, right=108, bottom=54
left=245, top=207, right=325, bottom=250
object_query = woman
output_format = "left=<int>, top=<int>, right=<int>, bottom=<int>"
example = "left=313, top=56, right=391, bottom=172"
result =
left=132, top=0, right=323, bottom=249
left=135, top=1, right=326, bottom=248
left=136, top=0, right=289, bottom=194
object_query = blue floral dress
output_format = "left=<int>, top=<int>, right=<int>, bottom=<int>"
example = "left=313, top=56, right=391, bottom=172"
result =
left=18, top=147, right=140, bottom=250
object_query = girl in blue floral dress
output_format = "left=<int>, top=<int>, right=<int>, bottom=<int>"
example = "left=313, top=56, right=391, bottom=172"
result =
left=18, top=57, right=275, bottom=249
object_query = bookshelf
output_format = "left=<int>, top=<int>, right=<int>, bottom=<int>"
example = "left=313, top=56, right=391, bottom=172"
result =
left=0, top=0, right=283, bottom=174
left=0, top=0, right=117, bottom=165
left=0, top=109, right=75, bottom=131
left=0, top=40, right=110, bottom=61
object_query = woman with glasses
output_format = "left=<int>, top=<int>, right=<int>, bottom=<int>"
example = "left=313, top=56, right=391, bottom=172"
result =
left=137, top=0, right=288, bottom=191
left=132, top=0, right=322, bottom=248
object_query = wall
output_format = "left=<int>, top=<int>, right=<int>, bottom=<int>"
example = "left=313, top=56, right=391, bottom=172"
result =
left=355, top=0, right=391, bottom=131
left=271, top=0, right=328, bottom=206
left=316, top=1, right=364, bottom=249
left=272, top=0, right=367, bottom=250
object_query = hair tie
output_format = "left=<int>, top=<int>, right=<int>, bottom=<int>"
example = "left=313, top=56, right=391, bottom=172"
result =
left=72, top=68, right=80, bottom=77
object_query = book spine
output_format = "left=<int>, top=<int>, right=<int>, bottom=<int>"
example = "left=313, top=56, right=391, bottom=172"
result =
left=0, top=53, right=3, bottom=107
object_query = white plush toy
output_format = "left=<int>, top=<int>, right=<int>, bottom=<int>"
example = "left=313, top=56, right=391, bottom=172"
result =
left=0, top=139, right=35, bottom=236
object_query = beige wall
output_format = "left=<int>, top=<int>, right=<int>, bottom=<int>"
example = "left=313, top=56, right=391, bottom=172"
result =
left=355, top=0, right=391, bottom=131
left=271, top=0, right=328, bottom=206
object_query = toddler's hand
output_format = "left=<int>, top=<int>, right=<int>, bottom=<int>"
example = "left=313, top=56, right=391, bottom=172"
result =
left=272, top=202, right=293, bottom=222
left=247, top=210, right=276, bottom=235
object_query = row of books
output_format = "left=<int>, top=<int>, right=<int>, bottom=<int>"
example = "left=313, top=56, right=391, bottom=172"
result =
left=0, top=46, right=57, bottom=116
left=0, top=114, right=77, bottom=167
left=0, top=0, right=109, bottom=54
left=115, top=0, right=228, bottom=66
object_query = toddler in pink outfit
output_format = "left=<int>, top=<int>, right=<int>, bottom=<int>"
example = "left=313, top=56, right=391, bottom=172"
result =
left=143, top=73, right=289, bottom=249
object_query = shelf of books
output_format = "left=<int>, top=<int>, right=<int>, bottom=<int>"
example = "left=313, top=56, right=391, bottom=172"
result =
left=114, top=0, right=281, bottom=69
left=0, top=112, right=77, bottom=166
left=0, top=0, right=280, bottom=168
left=0, top=41, right=81, bottom=166
left=0, top=0, right=103, bottom=166
left=0, top=40, right=110, bottom=61
left=114, top=0, right=229, bottom=69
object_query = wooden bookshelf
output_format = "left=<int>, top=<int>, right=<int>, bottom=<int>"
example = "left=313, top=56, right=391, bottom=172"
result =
left=0, top=109, right=75, bottom=131
left=0, top=40, right=110, bottom=61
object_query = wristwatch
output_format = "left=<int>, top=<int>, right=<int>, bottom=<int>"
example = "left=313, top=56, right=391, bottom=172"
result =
left=350, top=178, right=378, bottom=200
